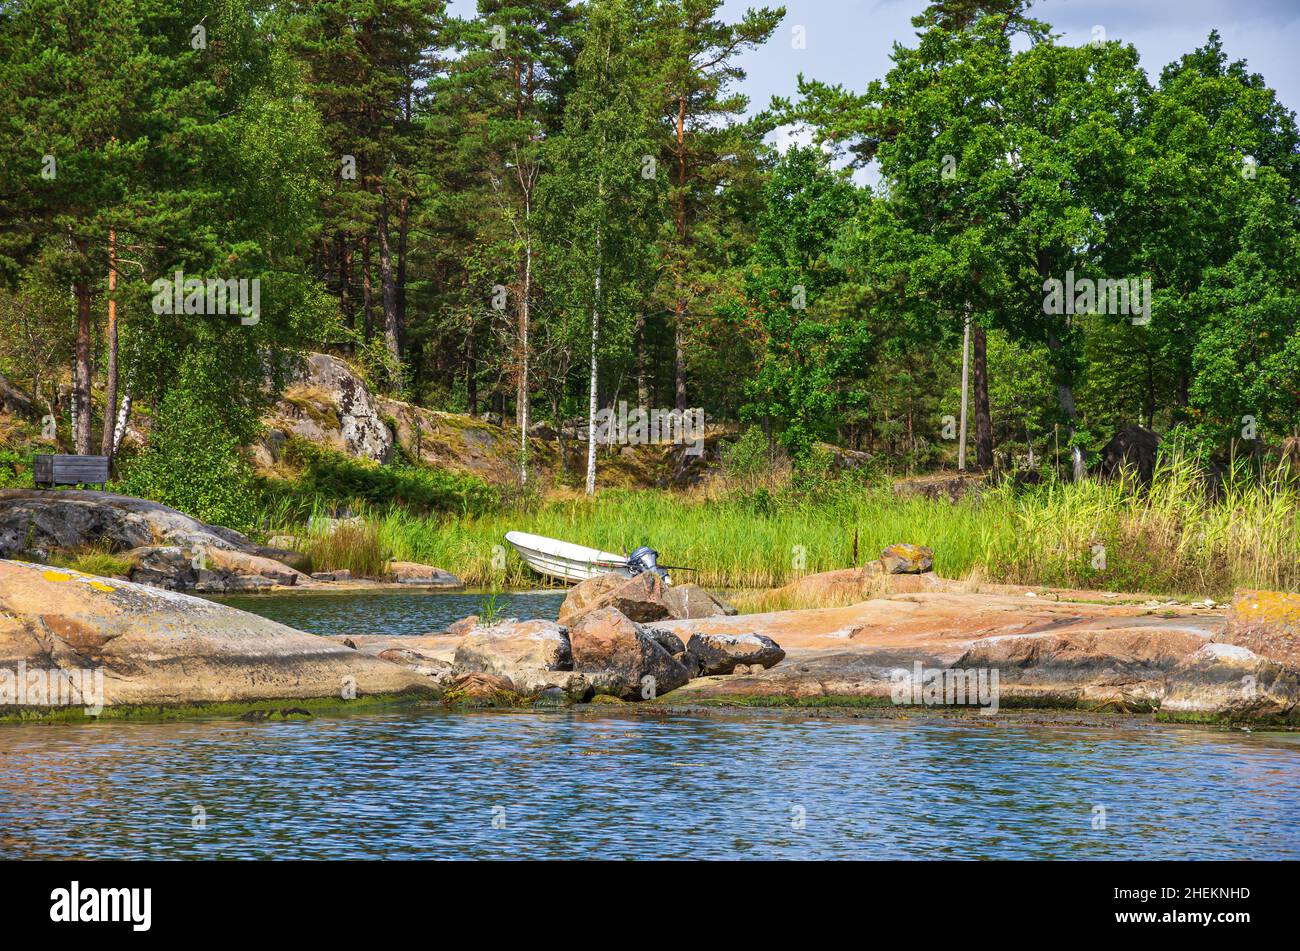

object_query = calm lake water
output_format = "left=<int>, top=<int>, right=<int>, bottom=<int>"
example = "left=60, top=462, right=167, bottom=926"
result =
left=215, top=589, right=569, bottom=635
left=1, top=710, right=1298, bottom=860
left=2, top=591, right=1297, bottom=860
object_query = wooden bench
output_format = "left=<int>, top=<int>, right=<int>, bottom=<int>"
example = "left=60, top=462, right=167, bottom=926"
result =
left=33, top=454, right=109, bottom=490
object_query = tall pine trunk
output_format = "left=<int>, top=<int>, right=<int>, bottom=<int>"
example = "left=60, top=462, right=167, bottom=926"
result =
left=101, top=229, right=119, bottom=457
left=338, top=234, right=353, bottom=348
left=466, top=324, right=478, bottom=417
left=957, top=309, right=970, bottom=471
left=361, top=234, right=374, bottom=343
left=73, top=272, right=93, bottom=455
left=397, top=194, right=409, bottom=344
left=517, top=217, right=532, bottom=485
left=973, top=323, right=992, bottom=469
left=376, top=195, right=401, bottom=376
left=673, top=95, right=688, bottom=412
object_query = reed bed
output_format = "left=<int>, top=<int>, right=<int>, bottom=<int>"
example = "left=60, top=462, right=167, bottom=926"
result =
left=258, top=455, right=1300, bottom=600
left=300, top=519, right=390, bottom=578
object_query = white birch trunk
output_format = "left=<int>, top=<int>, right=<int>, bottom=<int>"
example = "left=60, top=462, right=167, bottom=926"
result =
left=112, top=392, right=132, bottom=454
left=519, top=207, right=531, bottom=486
left=958, top=308, right=971, bottom=472
left=586, top=223, right=602, bottom=495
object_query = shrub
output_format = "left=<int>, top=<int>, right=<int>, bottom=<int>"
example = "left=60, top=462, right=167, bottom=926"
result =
left=0, top=448, right=30, bottom=488
left=119, top=388, right=260, bottom=533
left=278, top=439, right=496, bottom=516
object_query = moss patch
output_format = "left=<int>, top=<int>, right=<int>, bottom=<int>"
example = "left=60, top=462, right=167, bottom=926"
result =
left=0, top=690, right=436, bottom=724
left=654, top=693, right=898, bottom=709
left=1156, top=708, right=1300, bottom=728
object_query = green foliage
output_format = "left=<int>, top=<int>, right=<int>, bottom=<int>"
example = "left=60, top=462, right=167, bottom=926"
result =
left=278, top=439, right=496, bottom=517
left=119, top=387, right=260, bottom=534
left=1, top=0, right=1298, bottom=506
left=0, top=449, right=31, bottom=489
left=721, top=425, right=774, bottom=482
left=47, top=543, right=136, bottom=578
left=736, top=146, right=866, bottom=458
left=477, top=592, right=506, bottom=625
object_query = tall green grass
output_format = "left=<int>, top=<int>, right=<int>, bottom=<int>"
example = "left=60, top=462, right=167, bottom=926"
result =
left=301, top=520, right=390, bottom=578
left=257, top=456, right=1300, bottom=599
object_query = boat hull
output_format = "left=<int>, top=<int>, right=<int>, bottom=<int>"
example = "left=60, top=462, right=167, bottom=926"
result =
left=504, top=531, right=630, bottom=584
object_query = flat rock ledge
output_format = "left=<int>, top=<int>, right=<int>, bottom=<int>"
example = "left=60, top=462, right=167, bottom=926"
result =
left=0, top=559, right=432, bottom=714
left=314, top=586, right=1300, bottom=725
left=647, top=588, right=1299, bottom=726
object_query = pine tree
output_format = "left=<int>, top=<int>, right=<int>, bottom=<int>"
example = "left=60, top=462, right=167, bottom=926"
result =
left=648, top=0, right=783, bottom=410
left=539, top=0, right=664, bottom=493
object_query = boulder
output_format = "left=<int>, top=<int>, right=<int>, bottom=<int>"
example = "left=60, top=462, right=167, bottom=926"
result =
left=880, top=543, right=934, bottom=575
left=0, top=491, right=314, bottom=592
left=664, top=583, right=737, bottom=619
left=528, top=420, right=557, bottom=441
left=1097, top=424, right=1159, bottom=483
left=763, top=565, right=889, bottom=607
left=1163, top=642, right=1300, bottom=723
left=126, top=544, right=309, bottom=593
left=556, top=572, right=628, bottom=625
left=568, top=607, right=689, bottom=700
left=892, top=472, right=986, bottom=503
left=0, top=490, right=250, bottom=557
left=454, top=619, right=573, bottom=677
left=509, top=668, right=594, bottom=703
left=0, top=558, right=432, bottom=709
left=1215, top=589, right=1300, bottom=668
left=644, top=627, right=685, bottom=656
left=386, top=561, right=464, bottom=587
left=249, top=545, right=311, bottom=573
left=446, top=615, right=480, bottom=637
left=125, top=546, right=194, bottom=589
left=686, top=631, right=786, bottom=676
left=673, top=650, right=701, bottom=679
left=445, top=671, right=518, bottom=705
left=0, top=372, right=38, bottom=419
left=268, top=352, right=393, bottom=463
left=558, top=572, right=730, bottom=626
left=826, top=445, right=873, bottom=473
left=265, top=534, right=305, bottom=551
left=203, top=547, right=308, bottom=588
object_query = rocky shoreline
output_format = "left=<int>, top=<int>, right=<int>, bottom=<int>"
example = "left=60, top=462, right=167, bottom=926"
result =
left=3, top=548, right=1297, bottom=727
left=0, top=489, right=464, bottom=593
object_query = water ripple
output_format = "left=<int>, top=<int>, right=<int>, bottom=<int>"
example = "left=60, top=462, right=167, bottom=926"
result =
left=1, top=711, right=1296, bottom=860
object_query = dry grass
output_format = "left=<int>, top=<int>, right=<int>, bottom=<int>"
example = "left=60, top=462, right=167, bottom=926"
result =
left=302, top=520, right=389, bottom=578
left=730, top=569, right=896, bottom=614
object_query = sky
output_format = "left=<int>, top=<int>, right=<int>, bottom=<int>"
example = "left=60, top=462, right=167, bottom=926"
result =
left=445, top=0, right=1300, bottom=119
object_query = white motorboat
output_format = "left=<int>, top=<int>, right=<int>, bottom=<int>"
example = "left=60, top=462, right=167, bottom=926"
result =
left=504, top=531, right=632, bottom=584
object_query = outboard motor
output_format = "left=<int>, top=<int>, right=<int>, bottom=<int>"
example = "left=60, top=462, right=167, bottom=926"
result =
left=626, top=546, right=670, bottom=583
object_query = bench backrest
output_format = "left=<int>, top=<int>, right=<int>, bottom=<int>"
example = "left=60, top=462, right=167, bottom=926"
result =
left=33, top=454, right=110, bottom=486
